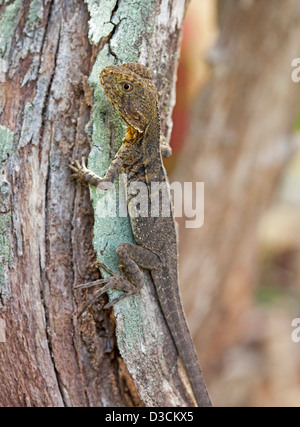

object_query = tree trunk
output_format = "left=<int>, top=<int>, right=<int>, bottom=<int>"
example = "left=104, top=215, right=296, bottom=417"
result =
left=0, top=0, right=191, bottom=407
left=178, top=0, right=300, bottom=375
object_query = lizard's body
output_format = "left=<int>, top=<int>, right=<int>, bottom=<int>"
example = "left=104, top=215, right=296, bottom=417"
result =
left=70, top=63, right=211, bottom=407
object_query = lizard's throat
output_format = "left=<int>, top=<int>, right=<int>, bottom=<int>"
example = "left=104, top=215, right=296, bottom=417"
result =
left=124, top=125, right=143, bottom=144
left=119, top=106, right=150, bottom=134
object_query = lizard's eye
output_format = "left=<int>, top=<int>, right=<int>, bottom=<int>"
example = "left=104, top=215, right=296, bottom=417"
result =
left=120, top=82, right=134, bottom=93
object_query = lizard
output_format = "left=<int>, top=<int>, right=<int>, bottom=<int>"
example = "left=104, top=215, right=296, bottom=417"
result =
left=69, top=62, right=211, bottom=407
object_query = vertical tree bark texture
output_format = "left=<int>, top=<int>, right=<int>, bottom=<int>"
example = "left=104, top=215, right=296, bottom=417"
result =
left=0, top=0, right=191, bottom=407
left=178, top=0, right=300, bottom=373
left=0, top=0, right=116, bottom=408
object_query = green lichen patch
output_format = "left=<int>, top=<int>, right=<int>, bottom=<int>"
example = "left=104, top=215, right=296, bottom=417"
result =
left=0, top=212, right=11, bottom=292
left=0, top=0, right=22, bottom=59
left=85, top=0, right=115, bottom=45
left=0, top=126, right=14, bottom=296
left=0, top=182, right=11, bottom=295
left=26, top=0, right=43, bottom=31
left=0, top=125, right=14, bottom=162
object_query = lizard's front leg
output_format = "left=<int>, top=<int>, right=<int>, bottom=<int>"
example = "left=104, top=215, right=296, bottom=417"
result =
left=69, top=156, right=120, bottom=190
left=75, top=243, right=161, bottom=317
left=69, top=157, right=109, bottom=189
left=69, top=140, right=140, bottom=189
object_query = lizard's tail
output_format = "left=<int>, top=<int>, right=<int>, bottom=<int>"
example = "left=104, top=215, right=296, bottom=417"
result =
left=155, top=275, right=212, bottom=407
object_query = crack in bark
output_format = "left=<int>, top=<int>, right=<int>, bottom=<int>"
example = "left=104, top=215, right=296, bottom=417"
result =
left=99, top=0, right=122, bottom=61
left=42, top=124, right=68, bottom=407
left=39, top=15, right=61, bottom=149
left=35, top=0, right=56, bottom=90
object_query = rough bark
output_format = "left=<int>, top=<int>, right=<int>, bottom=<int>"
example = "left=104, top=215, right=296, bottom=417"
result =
left=178, top=0, right=300, bottom=375
left=0, top=0, right=192, bottom=407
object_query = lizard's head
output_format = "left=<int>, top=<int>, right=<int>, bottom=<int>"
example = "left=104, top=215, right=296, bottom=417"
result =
left=100, top=63, right=158, bottom=134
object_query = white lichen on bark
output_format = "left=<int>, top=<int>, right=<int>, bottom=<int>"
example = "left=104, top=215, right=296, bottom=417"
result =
left=0, top=125, right=14, bottom=302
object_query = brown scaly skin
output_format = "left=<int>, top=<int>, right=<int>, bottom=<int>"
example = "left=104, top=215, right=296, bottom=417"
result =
left=70, top=63, right=211, bottom=407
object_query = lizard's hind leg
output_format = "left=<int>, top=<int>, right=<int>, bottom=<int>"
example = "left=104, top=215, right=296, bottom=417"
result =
left=74, top=243, right=161, bottom=316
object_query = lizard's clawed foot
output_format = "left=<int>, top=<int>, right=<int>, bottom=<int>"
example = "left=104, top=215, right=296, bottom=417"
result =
left=74, top=275, right=135, bottom=318
left=90, top=260, right=116, bottom=276
left=69, top=157, right=112, bottom=189
left=69, top=156, right=89, bottom=184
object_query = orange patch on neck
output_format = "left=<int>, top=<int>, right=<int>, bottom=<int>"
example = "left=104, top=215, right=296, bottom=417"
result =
left=123, top=126, right=142, bottom=144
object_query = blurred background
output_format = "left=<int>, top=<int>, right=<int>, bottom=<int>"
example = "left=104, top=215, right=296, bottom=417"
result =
left=167, top=0, right=300, bottom=407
